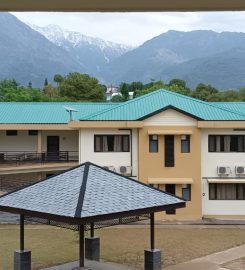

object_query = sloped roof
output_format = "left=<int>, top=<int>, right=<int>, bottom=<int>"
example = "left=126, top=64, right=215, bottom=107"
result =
left=0, top=102, right=118, bottom=124
left=210, top=102, right=245, bottom=115
left=0, top=162, right=185, bottom=223
left=82, top=90, right=245, bottom=121
left=1, top=91, right=244, bottom=124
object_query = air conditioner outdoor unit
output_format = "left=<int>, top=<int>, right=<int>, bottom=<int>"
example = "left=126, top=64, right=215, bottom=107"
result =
left=236, top=166, right=245, bottom=175
left=103, top=166, right=116, bottom=172
left=119, top=166, right=132, bottom=176
left=217, top=166, right=231, bottom=176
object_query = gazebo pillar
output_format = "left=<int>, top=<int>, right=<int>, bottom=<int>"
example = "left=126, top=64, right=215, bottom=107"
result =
left=85, top=222, right=100, bottom=261
left=74, top=224, right=91, bottom=270
left=14, top=215, right=31, bottom=270
left=144, top=213, right=162, bottom=270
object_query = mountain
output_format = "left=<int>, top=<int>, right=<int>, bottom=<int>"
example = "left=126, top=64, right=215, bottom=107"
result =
left=29, top=24, right=132, bottom=80
left=162, top=46, right=245, bottom=89
left=104, top=30, right=245, bottom=89
left=2, top=12, right=245, bottom=89
left=0, top=13, right=87, bottom=87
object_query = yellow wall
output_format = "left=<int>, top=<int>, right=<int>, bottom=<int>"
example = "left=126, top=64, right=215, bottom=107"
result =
left=138, top=125, right=202, bottom=220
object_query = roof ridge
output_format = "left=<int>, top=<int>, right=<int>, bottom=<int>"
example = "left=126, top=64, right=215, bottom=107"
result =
left=84, top=90, right=163, bottom=120
left=75, top=162, right=90, bottom=217
left=159, top=89, right=245, bottom=118
left=84, top=89, right=245, bottom=120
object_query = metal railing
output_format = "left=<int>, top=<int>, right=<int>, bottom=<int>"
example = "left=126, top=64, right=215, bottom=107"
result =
left=0, top=151, right=79, bottom=166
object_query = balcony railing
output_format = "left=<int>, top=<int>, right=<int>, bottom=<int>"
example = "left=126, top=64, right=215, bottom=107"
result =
left=0, top=151, right=79, bottom=167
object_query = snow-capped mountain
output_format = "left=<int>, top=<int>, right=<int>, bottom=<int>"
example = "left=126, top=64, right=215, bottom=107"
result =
left=30, top=24, right=131, bottom=55
left=29, top=24, right=132, bottom=79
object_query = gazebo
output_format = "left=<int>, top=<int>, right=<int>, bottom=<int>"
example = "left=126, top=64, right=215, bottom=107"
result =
left=0, top=162, right=185, bottom=270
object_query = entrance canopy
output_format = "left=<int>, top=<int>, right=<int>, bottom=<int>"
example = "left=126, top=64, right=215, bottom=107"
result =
left=0, top=162, right=185, bottom=224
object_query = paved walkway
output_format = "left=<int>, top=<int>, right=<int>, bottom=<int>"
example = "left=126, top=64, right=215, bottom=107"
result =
left=43, top=260, right=134, bottom=270
left=165, top=244, right=245, bottom=270
left=43, top=245, right=245, bottom=270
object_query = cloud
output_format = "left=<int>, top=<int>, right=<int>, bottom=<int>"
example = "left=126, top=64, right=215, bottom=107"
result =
left=11, top=12, right=245, bottom=46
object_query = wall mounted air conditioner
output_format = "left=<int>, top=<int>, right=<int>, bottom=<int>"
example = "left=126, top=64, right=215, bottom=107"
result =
left=217, top=166, right=231, bottom=176
left=103, top=166, right=116, bottom=172
left=119, top=166, right=132, bottom=176
left=235, top=166, right=245, bottom=175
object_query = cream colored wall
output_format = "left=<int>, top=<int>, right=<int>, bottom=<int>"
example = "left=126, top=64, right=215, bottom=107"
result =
left=0, top=130, right=37, bottom=152
left=143, top=109, right=197, bottom=126
left=41, top=130, right=78, bottom=151
left=79, top=128, right=138, bottom=177
left=0, top=130, right=79, bottom=152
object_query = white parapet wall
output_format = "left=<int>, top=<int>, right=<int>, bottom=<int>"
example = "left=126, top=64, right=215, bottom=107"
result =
left=201, top=128, right=245, bottom=216
left=79, top=128, right=138, bottom=178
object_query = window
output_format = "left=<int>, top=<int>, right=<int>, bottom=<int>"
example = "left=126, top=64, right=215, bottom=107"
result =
left=6, top=130, right=17, bottom=136
left=209, top=135, right=245, bottom=152
left=181, top=135, right=190, bottom=153
left=94, top=135, right=130, bottom=152
left=209, top=183, right=245, bottom=200
left=182, top=184, right=191, bottom=201
left=28, top=130, right=38, bottom=136
left=149, top=135, right=158, bottom=152
left=165, top=135, right=175, bottom=167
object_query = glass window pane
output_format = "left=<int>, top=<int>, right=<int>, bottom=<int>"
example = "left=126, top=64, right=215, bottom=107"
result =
left=122, top=136, right=129, bottom=152
left=182, top=185, right=191, bottom=201
left=149, top=135, right=158, bottom=152
left=209, top=184, right=216, bottom=200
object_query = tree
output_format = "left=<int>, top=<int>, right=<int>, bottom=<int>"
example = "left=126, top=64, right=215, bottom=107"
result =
left=53, top=74, right=64, bottom=85
left=120, top=83, right=130, bottom=100
left=130, top=81, right=144, bottom=91
left=43, top=84, right=59, bottom=98
left=44, top=78, right=48, bottom=87
left=58, top=73, right=105, bottom=102
left=28, top=81, right=32, bottom=89
left=111, top=94, right=124, bottom=102
left=192, top=83, right=219, bottom=101
left=169, top=79, right=187, bottom=89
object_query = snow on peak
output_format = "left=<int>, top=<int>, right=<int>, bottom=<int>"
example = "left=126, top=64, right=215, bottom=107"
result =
left=28, top=23, right=133, bottom=53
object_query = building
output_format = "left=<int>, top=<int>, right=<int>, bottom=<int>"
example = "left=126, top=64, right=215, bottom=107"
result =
left=1, top=90, right=245, bottom=220
left=105, top=85, right=121, bottom=101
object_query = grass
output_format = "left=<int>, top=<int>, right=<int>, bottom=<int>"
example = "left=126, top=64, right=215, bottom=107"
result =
left=0, top=225, right=245, bottom=270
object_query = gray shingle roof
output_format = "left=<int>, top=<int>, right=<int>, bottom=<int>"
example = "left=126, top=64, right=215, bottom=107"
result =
left=0, top=162, right=185, bottom=223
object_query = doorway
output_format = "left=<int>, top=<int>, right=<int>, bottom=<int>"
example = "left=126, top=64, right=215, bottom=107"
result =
left=47, top=136, right=60, bottom=161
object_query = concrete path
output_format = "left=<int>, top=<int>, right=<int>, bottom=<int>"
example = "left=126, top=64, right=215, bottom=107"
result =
left=165, top=244, right=245, bottom=270
left=43, top=245, right=245, bottom=270
left=43, top=260, right=134, bottom=270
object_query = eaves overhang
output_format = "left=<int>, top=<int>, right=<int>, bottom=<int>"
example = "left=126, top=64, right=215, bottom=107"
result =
left=68, top=121, right=144, bottom=129
left=198, top=121, right=245, bottom=128
left=0, top=124, right=70, bottom=130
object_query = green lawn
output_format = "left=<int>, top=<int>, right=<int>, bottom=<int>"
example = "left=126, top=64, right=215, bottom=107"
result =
left=0, top=225, right=245, bottom=270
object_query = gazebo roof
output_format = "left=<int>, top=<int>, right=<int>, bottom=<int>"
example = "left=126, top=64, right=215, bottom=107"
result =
left=0, top=162, right=185, bottom=224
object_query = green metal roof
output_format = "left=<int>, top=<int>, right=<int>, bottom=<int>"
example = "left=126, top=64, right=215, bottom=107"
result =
left=0, top=102, right=118, bottom=124
left=1, top=91, right=245, bottom=124
left=83, top=89, right=245, bottom=121
left=210, top=102, right=245, bottom=115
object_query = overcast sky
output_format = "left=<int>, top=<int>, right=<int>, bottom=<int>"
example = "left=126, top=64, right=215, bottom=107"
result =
left=12, top=12, right=245, bottom=46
